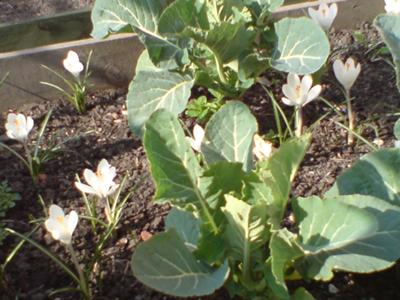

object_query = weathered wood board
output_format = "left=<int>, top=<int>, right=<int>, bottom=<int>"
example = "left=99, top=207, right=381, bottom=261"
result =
left=0, top=0, right=385, bottom=111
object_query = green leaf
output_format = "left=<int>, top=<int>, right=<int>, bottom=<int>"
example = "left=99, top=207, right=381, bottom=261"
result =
left=143, top=109, right=201, bottom=205
left=200, top=162, right=246, bottom=208
left=91, top=0, right=187, bottom=68
left=293, top=195, right=400, bottom=281
left=244, top=0, right=284, bottom=16
left=375, top=14, right=400, bottom=92
left=242, top=171, right=273, bottom=206
left=202, top=101, right=258, bottom=172
left=327, top=149, right=400, bottom=206
left=158, top=0, right=209, bottom=34
left=132, top=229, right=230, bottom=297
left=258, top=134, right=311, bottom=227
left=135, top=49, right=161, bottom=74
left=291, top=288, right=315, bottom=300
left=222, top=195, right=270, bottom=263
left=127, top=70, right=194, bottom=136
left=266, top=229, right=303, bottom=300
left=190, top=22, right=255, bottom=64
left=165, top=208, right=200, bottom=251
left=394, top=118, right=400, bottom=140
left=271, top=17, right=330, bottom=74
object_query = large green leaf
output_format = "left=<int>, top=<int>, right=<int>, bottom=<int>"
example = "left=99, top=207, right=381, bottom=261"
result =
left=271, top=17, right=330, bottom=74
left=375, top=14, right=400, bottom=92
left=202, top=101, right=258, bottom=172
left=222, top=195, right=269, bottom=263
left=127, top=70, right=194, bottom=136
left=135, top=49, right=162, bottom=74
left=266, top=229, right=303, bottom=300
left=91, top=0, right=187, bottom=68
left=327, top=149, right=400, bottom=206
left=293, top=195, right=400, bottom=280
left=165, top=208, right=200, bottom=251
left=244, top=0, right=284, bottom=16
left=132, top=229, right=230, bottom=297
left=158, top=0, right=209, bottom=34
left=258, top=134, right=311, bottom=227
left=199, top=162, right=246, bottom=209
left=189, top=22, right=255, bottom=64
left=143, top=109, right=201, bottom=205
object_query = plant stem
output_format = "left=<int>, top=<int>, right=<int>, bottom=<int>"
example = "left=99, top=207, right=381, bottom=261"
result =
left=295, top=107, right=303, bottom=137
left=214, top=54, right=228, bottom=85
left=345, top=89, right=355, bottom=145
left=67, top=244, right=91, bottom=300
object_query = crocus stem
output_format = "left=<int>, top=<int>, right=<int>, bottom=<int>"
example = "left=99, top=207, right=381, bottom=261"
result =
left=67, top=244, right=91, bottom=300
left=345, top=89, right=355, bottom=145
left=295, top=107, right=303, bottom=137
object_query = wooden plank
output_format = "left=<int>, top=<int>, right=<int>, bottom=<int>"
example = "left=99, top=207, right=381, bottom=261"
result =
left=275, top=0, right=384, bottom=29
left=0, top=34, right=143, bottom=111
left=0, top=9, right=92, bottom=53
left=0, top=0, right=385, bottom=112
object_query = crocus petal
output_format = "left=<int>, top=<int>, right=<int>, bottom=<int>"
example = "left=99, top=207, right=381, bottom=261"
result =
left=187, top=136, right=201, bottom=152
left=305, top=85, right=322, bottom=105
left=75, top=182, right=97, bottom=195
left=308, top=7, right=319, bottom=23
left=282, top=97, right=296, bottom=106
left=66, top=211, right=79, bottom=235
left=49, top=204, right=65, bottom=218
left=287, top=73, right=300, bottom=88
left=26, top=117, right=34, bottom=133
left=193, top=124, right=205, bottom=143
left=282, top=84, right=297, bottom=101
left=329, top=3, right=338, bottom=21
left=83, top=169, right=101, bottom=195
left=45, top=219, right=61, bottom=239
left=301, top=75, right=313, bottom=94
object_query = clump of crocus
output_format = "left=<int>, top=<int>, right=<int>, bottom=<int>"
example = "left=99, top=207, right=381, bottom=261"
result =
left=75, top=159, right=120, bottom=225
left=41, top=50, right=92, bottom=114
left=1, top=110, right=68, bottom=181
left=45, top=204, right=78, bottom=245
left=333, top=57, right=361, bottom=144
left=385, top=0, right=400, bottom=14
left=44, top=204, right=90, bottom=299
left=253, top=134, right=274, bottom=161
left=187, top=124, right=205, bottom=152
left=308, top=1, right=338, bottom=32
left=281, top=74, right=322, bottom=137
left=5, top=113, right=34, bottom=142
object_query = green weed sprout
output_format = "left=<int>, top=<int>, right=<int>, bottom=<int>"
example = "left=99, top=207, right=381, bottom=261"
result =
left=41, top=50, right=92, bottom=114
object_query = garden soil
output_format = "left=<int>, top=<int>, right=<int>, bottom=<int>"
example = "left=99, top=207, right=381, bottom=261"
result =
left=1, top=22, right=400, bottom=300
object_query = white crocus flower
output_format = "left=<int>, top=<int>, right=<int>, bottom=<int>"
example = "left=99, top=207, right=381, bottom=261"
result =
left=75, top=159, right=119, bottom=199
left=5, top=113, right=34, bottom=142
left=385, top=0, right=400, bottom=14
left=187, top=124, right=205, bottom=152
left=253, top=134, right=274, bottom=161
left=282, top=74, right=322, bottom=108
left=45, top=204, right=78, bottom=244
left=333, top=57, right=361, bottom=91
left=63, top=50, right=84, bottom=78
left=308, top=2, right=338, bottom=31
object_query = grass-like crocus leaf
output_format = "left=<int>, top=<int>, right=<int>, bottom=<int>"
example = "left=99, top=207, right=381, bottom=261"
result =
left=131, top=229, right=230, bottom=297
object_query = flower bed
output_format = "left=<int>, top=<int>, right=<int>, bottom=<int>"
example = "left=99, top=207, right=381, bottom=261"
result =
left=1, top=1, right=400, bottom=299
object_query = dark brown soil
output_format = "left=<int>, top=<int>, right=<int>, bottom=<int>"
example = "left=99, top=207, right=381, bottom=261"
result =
left=1, top=23, right=400, bottom=300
